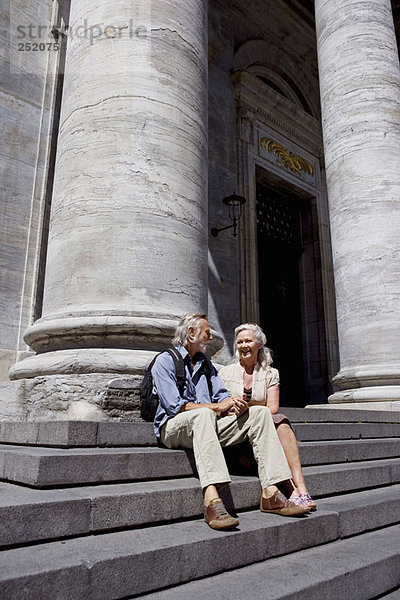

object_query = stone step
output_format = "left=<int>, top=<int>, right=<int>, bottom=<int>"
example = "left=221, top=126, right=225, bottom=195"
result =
left=282, top=407, right=400, bottom=424
left=141, top=524, right=400, bottom=600
left=0, top=444, right=195, bottom=487
left=298, top=438, right=400, bottom=465
left=1, top=411, right=400, bottom=448
left=1, top=437, right=400, bottom=487
left=377, top=589, right=400, bottom=599
left=293, top=421, right=400, bottom=441
left=1, top=461, right=399, bottom=547
left=0, top=421, right=155, bottom=448
left=302, top=457, right=400, bottom=496
left=0, top=490, right=399, bottom=600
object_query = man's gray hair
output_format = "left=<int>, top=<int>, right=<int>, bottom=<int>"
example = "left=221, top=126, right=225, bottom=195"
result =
left=172, top=313, right=208, bottom=347
left=233, top=323, right=273, bottom=368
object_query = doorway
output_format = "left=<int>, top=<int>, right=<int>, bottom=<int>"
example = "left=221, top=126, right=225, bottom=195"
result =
left=256, top=176, right=329, bottom=406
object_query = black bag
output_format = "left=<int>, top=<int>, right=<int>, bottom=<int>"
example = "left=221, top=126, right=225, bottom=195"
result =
left=140, top=348, right=186, bottom=422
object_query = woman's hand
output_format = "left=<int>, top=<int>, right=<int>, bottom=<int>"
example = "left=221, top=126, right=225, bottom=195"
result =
left=228, top=396, right=249, bottom=417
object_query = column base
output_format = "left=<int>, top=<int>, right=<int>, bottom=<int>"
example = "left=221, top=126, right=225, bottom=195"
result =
left=327, top=385, right=400, bottom=410
left=0, top=372, right=145, bottom=422
left=328, top=365, right=400, bottom=408
left=9, top=348, right=156, bottom=380
left=23, top=315, right=179, bottom=353
left=9, top=337, right=224, bottom=381
left=6, top=348, right=165, bottom=421
left=308, top=399, right=400, bottom=411
left=6, top=334, right=224, bottom=421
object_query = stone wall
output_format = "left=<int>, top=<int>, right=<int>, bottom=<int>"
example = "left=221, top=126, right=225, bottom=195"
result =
left=0, top=0, right=61, bottom=381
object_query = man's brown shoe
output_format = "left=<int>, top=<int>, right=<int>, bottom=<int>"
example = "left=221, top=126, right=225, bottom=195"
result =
left=260, top=491, right=310, bottom=516
left=204, top=498, right=239, bottom=530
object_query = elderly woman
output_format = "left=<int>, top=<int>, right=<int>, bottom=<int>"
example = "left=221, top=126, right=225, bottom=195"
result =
left=219, top=322, right=316, bottom=510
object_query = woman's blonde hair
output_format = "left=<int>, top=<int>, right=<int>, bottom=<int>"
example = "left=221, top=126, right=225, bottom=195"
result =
left=233, top=323, right=273, bottom=368
left=172, top=313, right=208, bottom=347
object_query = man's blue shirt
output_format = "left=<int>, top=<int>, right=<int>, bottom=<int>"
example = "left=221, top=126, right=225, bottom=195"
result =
left=152, top=345, right=230, bottom=438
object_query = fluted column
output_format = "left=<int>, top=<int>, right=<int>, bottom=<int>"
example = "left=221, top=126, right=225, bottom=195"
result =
left=10, top=1, right=208, bottom=389
left=315, top=0, right=400, bottom=404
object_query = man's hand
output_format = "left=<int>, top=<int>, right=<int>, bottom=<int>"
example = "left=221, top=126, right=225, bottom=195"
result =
left=181, top=396, right=248, bottom=417
left=214, top=397, right=235, bottom=416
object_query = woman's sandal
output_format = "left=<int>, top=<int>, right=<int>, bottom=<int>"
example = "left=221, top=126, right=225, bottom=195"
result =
left=299, top=494, right=317, bottom=511
left=290, top=493, right=317, bottom=511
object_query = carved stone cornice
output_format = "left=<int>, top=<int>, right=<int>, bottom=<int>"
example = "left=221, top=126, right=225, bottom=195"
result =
left=233, top=71, right=323, bottom=156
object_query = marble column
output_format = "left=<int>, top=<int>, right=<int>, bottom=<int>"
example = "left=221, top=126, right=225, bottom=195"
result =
left=9, top=0, right=209, bottom=417
left=315, top=0, right=400, bottom=405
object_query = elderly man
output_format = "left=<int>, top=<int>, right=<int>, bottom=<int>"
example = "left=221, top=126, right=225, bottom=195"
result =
left=152, top=313, right=308, bottom=530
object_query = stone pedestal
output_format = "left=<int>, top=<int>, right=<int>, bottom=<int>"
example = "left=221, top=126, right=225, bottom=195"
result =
left=315, top=0, right=400, bottom=404
left=8, top=0, right=209, bottom=418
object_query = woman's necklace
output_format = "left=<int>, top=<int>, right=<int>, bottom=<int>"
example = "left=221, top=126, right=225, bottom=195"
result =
left=243, top=369, right=253, bottom=391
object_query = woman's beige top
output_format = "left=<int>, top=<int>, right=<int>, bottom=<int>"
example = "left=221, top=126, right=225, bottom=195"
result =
left=219, top=361, right=279, bottom=401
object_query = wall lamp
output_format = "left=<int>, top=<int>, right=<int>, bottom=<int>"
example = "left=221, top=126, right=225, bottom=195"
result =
left=211, top=194, right=246, bottom=238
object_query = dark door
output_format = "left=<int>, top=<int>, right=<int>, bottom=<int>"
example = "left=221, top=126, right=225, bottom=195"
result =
left=257, top=183, right=306, bottom=406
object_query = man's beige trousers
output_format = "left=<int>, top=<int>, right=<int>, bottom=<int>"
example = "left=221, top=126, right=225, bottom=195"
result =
left=161, top=405, right=292, bottom=489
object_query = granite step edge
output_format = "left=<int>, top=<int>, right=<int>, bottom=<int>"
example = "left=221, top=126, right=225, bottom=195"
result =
left=0, top=462, right=399, bottom=548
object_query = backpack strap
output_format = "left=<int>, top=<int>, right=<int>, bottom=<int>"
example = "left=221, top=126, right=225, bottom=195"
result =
left=165, top=348, right=212, bottom=401
left=166, top=347, right=186, bottom=397
left=202, top=357, right=214, bottom=401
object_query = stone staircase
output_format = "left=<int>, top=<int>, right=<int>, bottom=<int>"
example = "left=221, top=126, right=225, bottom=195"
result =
left=0, top=408, right=399, bottom=599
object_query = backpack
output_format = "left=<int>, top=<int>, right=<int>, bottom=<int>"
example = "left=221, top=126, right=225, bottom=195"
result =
left=139, top=348, right=214, bottom=422
left=140, top=348, right=186, bottom=422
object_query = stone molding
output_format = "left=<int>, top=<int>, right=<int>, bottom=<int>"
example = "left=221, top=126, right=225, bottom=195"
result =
left=10, top=328, right=224, bottom=380
left=332, top=365, right=400, bottom=391
left=329, top=388, right=400, bottom=404
left=23, top=316, right=179, bottom=353
left=232, top=72, right=323, bottom=156
left=233, top=38, right=320, bottom=118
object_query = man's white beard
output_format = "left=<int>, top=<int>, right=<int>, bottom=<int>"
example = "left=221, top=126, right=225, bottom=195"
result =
left=198, top=342, right=208, bottom=354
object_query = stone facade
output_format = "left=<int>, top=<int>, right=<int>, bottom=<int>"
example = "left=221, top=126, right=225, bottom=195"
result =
left=0, top=0, right=399, bottom=419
